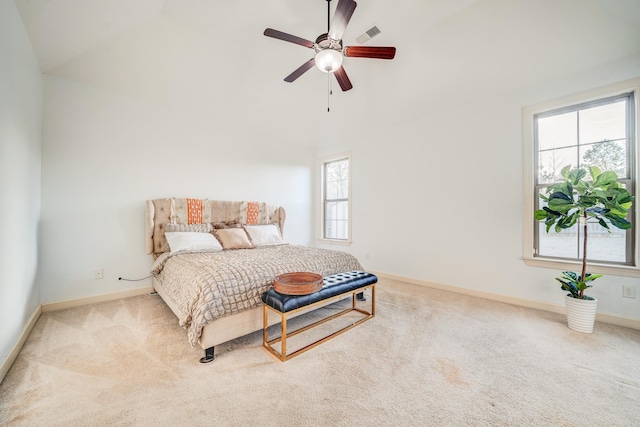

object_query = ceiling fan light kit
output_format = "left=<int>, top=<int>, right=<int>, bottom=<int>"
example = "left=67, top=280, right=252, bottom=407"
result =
left=263, top=0, right=396, bottom=92
left=315, top=48, right=343, bottom=73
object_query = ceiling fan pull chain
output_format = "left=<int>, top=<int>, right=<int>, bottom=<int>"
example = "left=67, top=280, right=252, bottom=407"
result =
left=328, top=73, right=332, bottom=112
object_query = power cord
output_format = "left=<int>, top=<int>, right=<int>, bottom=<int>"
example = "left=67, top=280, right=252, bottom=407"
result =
left=118, top=275, right=152, bottom=281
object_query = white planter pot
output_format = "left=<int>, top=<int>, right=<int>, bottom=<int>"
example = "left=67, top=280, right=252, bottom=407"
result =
left=565, top=295, right=598, bottom=333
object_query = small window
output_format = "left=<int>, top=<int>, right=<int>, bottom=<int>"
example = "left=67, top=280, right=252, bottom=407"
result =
left=321, top=154, right=351, bottom=241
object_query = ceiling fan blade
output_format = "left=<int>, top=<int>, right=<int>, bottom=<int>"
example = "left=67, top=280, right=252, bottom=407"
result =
left=334, top=67, right=353, bottom=91
left=264, top=28, right=315, bottom=48
left=328, top=0, right=357, bottom=41
left=344, top=46, right=396, bottom=59
left=284, top=58, right=316, bottom=83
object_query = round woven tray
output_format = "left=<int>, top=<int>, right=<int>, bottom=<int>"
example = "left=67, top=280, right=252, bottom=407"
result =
left=274, top=272, right=323, bottom=295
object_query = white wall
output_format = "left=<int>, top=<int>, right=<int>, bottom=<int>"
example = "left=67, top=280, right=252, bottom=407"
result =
left=40, top=76, right=315, bottom=303
left=0, top=0, right=42, bottom=373
left=317, top=54, right=640, bottom=322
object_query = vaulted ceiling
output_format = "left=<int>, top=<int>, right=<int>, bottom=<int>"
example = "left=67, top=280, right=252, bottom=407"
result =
left=15, top=0, right=640, bottom=146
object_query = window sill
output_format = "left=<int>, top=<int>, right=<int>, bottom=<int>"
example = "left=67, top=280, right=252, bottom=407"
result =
left=523, top=257, right=640, bottom=278
left=317, top=238, right=352, bottom=247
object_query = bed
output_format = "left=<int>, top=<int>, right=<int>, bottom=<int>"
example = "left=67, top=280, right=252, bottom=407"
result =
left=145, top=198, right=363, bottom=362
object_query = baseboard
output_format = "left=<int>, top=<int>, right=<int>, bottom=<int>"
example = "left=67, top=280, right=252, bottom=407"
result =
left=371, top=271, right=640, bottom=331
left=0, top=305, right=42, bottom=384
left=42, top=286, right=155, bottom=312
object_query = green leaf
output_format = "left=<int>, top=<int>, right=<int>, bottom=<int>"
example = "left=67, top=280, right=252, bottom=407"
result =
left=556, top=211, right=579, bottom=229
left=549, top=190, right=572, bottom=201
left=586, top=207, right=609, bottom=216
left=593, top=170, right=618, bottom=187
left=606, top=214, right=632, bottom=230
left=543, top=206, right=562, bottom=216
left=583, top=273, right=602, bottom=283
left=548, top=198, right=574, bottom=214
left=545, top=221, right=554, bottom=233
left=562, top=271, right=579, bottom=282
left=573, top=169, right=587, bottom=184
left=617, top=196, right=634, bottom=207
left=576, top=281, right=590, bottom=291
left=589, top=165, right=602, bottom=182
left=534, top=210, right=549, bottom=220
left=618, top=193, right=635, bottom=204
left=556, top=277, right=579, bottom=297
left=609, top=206, right=629, bottom=218
left=560, top=165, right=571, bottom=181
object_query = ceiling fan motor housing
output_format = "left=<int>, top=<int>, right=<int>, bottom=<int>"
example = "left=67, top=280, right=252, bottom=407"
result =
left=314, top=33, right=343, bottom=52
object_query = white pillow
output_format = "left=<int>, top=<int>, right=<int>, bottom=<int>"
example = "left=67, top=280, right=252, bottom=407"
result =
left=243, top=224, right=286, bottom=246
left=164, top=232, right=223, bottom=253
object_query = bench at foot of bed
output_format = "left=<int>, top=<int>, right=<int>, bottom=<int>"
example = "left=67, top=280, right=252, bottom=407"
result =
left=261, top=271, right=377, bottom=362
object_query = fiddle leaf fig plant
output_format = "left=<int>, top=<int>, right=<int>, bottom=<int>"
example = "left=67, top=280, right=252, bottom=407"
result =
left=534, top=165, right=634, bottom=299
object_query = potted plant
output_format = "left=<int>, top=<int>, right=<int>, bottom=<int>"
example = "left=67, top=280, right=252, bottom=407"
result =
left=534, top=165, right=634, bottom=333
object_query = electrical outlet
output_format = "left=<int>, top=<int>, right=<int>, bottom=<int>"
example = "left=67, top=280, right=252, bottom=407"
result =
left=94, top=268, right=104, bottom=280
left=623, top=285, right=636, bottom=299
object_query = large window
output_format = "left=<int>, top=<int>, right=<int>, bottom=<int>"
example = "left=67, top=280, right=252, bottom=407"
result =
left=523, top=78, right=640, bottom=277
left=321, top=154, right=351, bottom=241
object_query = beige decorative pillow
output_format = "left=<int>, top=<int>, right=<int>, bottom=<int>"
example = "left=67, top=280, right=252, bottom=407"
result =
left=243, top=224, right=285, bottom=246
left=165, top=232, right=223, bottom=253
left=213, top=228, right=254, bottom=249
left=157, top=223, right=213, bottom=253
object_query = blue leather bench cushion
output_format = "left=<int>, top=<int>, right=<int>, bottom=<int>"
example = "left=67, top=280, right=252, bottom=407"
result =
left=262, top=271, right=377, bottom=313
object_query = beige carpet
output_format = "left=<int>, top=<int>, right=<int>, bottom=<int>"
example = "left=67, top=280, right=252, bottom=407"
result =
left=1, top=278, right=639, bottom=426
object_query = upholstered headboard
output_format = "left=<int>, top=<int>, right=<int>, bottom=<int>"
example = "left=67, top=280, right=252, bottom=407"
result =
left=145, top=198, right=286, bottom=255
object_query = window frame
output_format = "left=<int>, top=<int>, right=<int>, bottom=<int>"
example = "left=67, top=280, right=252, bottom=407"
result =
left=522, top=78, right=640, bottom=278
left=318, top=152, right=352, bottom=245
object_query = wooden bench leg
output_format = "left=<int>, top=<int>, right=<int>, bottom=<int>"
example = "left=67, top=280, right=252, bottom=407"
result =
left=281, top=313, right=287, bottom=362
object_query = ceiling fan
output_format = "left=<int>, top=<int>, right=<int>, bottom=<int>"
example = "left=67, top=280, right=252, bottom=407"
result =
left=263, top=0, right=396, bottom=92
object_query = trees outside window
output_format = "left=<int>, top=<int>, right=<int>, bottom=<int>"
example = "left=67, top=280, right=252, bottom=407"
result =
left=322, top=155, right=350, bottom=241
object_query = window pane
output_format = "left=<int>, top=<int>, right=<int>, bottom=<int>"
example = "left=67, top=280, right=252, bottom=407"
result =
left=324, top=201, right=348, bottom=240
left=582, top=221, right=627, bottom=263
left=537, top=188, right=578, bottom=258
left=579, top=139, right=627, bottom=178
left=337, top=179, right=348, bottom=199
left=538, top=146, right=577, bottom=184
left=538, top=111, right=577, bottom=151
left=326, top=181, right=337, bottom=200
left=538, top=222, right=578, bottom=259
left=325, top=159, right=349, bottom=200
left=579, top=100, right=626, bottom=144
